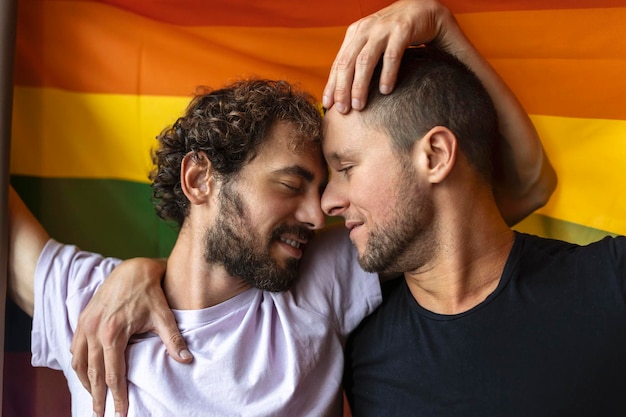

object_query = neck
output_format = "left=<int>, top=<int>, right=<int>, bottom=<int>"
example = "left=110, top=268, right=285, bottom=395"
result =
left=163, top=228, right=252, bottom=310
left=404, top=184, right=515, bottom=315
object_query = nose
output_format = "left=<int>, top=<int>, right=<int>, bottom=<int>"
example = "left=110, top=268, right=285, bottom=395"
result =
left=321, top=177, right=348, bottom=218
left=297, top=192, right=326, bottom=231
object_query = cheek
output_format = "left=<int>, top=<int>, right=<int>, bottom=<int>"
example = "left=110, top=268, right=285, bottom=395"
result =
left=352, top=173, right=397, bottom=214
left=254, top=198, right=297, bottom=228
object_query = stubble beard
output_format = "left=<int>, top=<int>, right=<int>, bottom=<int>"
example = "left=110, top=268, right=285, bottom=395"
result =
left=203, top=183, right=301, bottom=292
left=358, top=169, right=435, bottom=274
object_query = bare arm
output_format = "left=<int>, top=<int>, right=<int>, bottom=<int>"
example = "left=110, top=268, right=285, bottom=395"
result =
left=322, top=0, right=556, bottom=224
left=7, top=186, right=49, bottom=316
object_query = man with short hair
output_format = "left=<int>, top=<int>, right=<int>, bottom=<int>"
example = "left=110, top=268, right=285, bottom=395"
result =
left=322, top=40, right=626, bottom=417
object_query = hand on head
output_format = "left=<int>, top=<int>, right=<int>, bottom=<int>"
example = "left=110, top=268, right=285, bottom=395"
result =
left=322, top=0, right=455, bottom=113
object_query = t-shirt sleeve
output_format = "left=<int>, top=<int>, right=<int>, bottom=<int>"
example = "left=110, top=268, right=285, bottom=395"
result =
left=292, top=224, right=382, bottom=338
left=31, top=239, right=121, bottom=371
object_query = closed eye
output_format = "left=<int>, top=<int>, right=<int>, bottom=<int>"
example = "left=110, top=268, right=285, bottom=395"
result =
left=281, top=182, right=302, bottom=193
left=338, top=166, right=353, bottom=176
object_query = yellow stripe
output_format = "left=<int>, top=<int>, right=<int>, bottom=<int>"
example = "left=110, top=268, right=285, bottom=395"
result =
left=531, top=114, right=626, bottom=235
left=11, top=87, right=190, bottom=183
left=11, top=88, right=626, bottom=237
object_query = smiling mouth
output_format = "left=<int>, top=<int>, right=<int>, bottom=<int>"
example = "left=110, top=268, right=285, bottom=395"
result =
left=346, top=220, right=363, bottom=231
left=280, top=237, right=303, bottom=249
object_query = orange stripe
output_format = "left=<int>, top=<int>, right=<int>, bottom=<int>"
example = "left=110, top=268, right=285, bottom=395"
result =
left=57, top=0, right=626, bottom=26
left=15, top=2, right=626, bottom=120
left=490, top=59, right=626, bottom=121
left=446, top=0, right=625, bottom=13
left=15, top=1, right=344, bottom=99
left=458, top=8, right=626, bottom=120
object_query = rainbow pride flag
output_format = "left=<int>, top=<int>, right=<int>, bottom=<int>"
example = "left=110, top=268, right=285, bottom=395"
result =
left=5, top=0, right=626, bottom=415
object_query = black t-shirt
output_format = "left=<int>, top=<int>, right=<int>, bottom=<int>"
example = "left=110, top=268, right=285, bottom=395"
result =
left=345, top=232, right=626, bottom=417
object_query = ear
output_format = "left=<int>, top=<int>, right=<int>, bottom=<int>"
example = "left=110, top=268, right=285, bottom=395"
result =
left=414, top=126, right=457, bottom=184
left=181, top=151, right=213, bottom=205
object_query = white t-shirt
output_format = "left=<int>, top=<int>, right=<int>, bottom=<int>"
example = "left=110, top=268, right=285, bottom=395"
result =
left=31, top=225, right=382, bottom=417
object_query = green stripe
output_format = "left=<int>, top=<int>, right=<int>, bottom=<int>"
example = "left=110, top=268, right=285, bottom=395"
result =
left=513, top=213, right=616, bottom=245
left=11, top=175, right=178, bottom=259
left=12, top=175, right=617, bottom=260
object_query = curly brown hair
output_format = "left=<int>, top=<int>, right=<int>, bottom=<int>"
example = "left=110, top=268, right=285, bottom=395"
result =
left=150, top=79, right=323, bottom=227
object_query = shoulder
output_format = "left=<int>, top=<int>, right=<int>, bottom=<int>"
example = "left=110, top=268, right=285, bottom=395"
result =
left=596, top=234, right=626, bottom=259
left=516, top=232, right=626, bottom=259
left=582, top=234, right=626, bottom=273
left=288, top=223, right=381, bottom=332
left=514, top=232, right=577, bottom=253
left=36, top=239, right=122, bottom=290
left=513, top=232, right=626, bottom=288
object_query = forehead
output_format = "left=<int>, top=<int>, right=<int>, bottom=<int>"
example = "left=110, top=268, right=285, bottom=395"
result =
left=322, top=107, right=387, bottom=161
left=247, top=120, right=326, bottom=176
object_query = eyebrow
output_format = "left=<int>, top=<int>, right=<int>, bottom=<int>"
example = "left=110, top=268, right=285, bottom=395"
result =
left=325, top=152, right=342, bottom=164
left=272, top=165, right=328, bottom=194
left=325, top=149, right=355, bottom=165
left=272, top=165, right=315, bottom=182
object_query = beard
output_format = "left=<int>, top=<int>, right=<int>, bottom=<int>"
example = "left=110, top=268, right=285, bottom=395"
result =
left=203, top=182, right=309, bottom=292
left=358, top=165, right=435, bottom=274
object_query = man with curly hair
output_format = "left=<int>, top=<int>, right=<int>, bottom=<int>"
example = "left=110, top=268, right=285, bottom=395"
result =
left=10, top=79, right=370, bottom=417
left=148, top=80, right=327, bottom=293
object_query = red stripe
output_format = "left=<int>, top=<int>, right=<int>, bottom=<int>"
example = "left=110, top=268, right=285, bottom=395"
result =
left=51, top=0, right=392, bottom=27
left=40, top=0, right=626, bottom=27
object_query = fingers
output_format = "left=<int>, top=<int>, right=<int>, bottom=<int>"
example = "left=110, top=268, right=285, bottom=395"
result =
left=87, top=343, right=108, bottom=417
left=71, top=305, right=106, bottom=416
left=321, top=62, right=338, bottom=111
left=70, top=327, right=108, bottom=417
left=323, top=21, right=370, bottom=113
left=376, top=40, right=405, bottom=96
left=322, top=5, right=414, bottom=114
left=323, top=0, right=452, bottom=114
left=84, top=335, right=129, bottom=417
left=72, top=313, right=130, bottom=417
left=103, top=343, right=129, bottom=417
left=326, top=36, right=404, bottom=114
left=350, top=36, right=394, bottom=111
left=70, top=324, right=92, bottom=394
left=153, top=308, right=193, bottom=363
left=322, top=23, right=362, bottom=112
